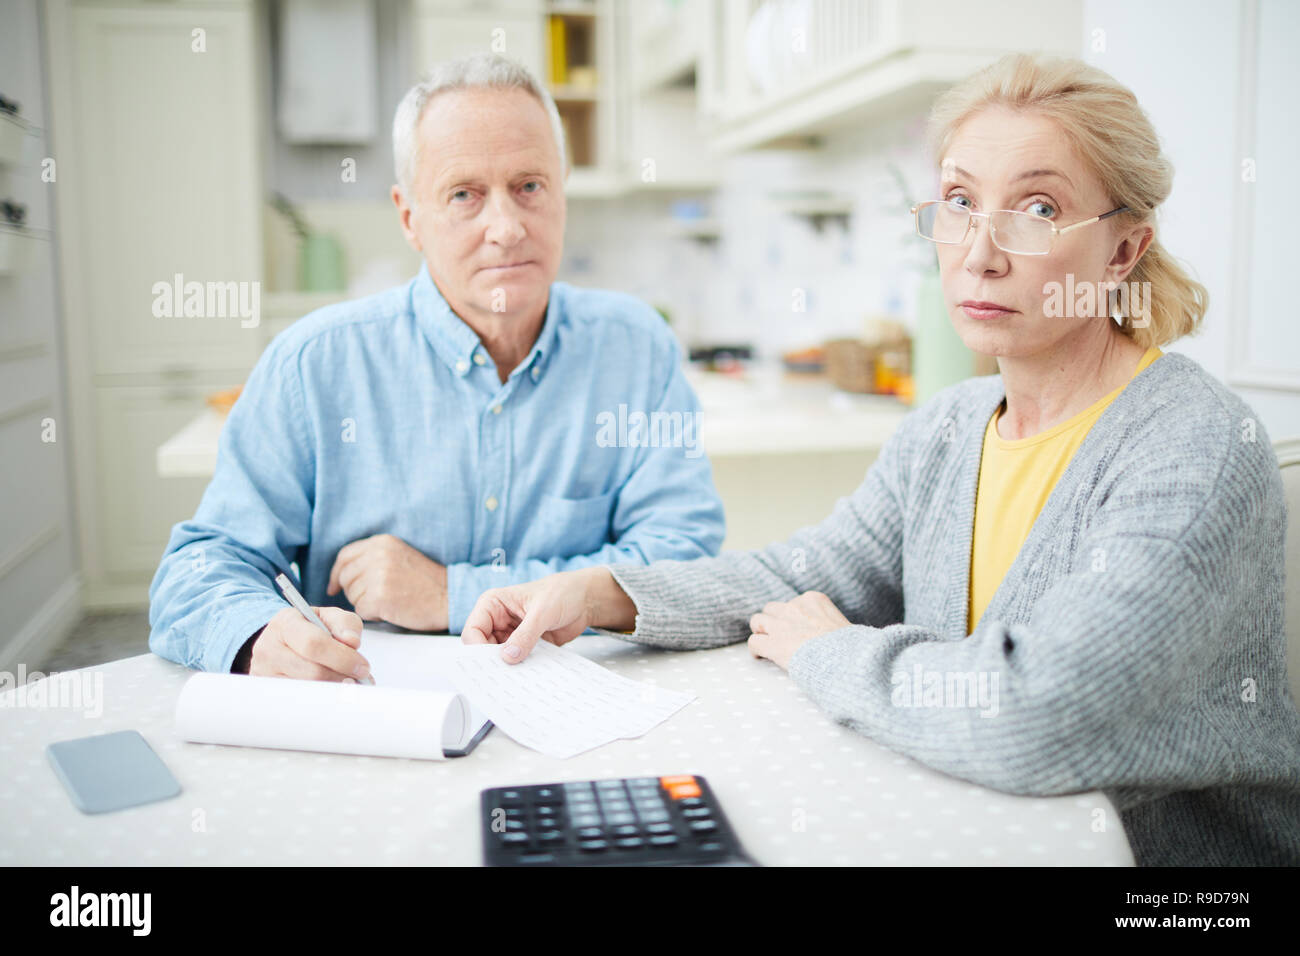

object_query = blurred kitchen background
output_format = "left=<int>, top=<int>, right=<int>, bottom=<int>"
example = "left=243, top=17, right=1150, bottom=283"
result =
left=2, top=0, right=1297, bottom=670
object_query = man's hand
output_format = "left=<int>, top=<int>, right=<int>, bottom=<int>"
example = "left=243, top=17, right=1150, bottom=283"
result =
left=249, top=605, right=369, bottom=681
left=327, top=533, right=449, bottom=631
left=747, top=590, right=851, bottom=671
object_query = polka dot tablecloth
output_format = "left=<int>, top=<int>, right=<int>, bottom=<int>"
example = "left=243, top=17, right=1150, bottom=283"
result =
left=0, top=636, right=1134, bottom=865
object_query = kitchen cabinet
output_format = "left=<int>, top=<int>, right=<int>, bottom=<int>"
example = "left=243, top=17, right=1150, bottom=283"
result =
left=92, top=385, right=216, bottom=602
left=706, top=0, right=1083, bottom=152
left=44, top=0, right=262, bottom=607
left=618, top=0, right=721, bottom=190
left=61, top=1, right=262, bottom=376
left=412, top=0, right=547, bottom=79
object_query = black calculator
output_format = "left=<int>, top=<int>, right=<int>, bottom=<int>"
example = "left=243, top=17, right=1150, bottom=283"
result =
left=480, top=774, right=757, bottom=866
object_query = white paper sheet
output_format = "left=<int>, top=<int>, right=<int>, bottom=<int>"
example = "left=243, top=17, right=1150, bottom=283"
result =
left=445, top=640, right=696, bottom=759
left=174, top=673, right=467, bottom=760
left=358, top=632, right=492, bottom=734
left=174, top=632, right=694, bottom=761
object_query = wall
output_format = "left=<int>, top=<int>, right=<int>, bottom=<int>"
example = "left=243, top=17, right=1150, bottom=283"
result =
left=1087, top=0, right=1297, bottom=440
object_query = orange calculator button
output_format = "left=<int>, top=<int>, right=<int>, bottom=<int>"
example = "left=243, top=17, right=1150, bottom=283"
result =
left=668, top=783, right=701, bottom=799
left=659, top=775, right=696, bottom=787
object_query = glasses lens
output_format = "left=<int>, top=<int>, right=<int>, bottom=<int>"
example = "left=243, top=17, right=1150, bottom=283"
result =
left=990, top=211, right=1053, bottom=254
left=917, top=201, right=969, bottom=243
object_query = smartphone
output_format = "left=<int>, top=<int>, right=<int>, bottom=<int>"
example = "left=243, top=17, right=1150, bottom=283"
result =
left=47, top=730, right=181, bottom=814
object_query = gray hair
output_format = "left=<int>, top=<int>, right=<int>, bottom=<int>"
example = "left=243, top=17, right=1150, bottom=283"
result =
left=392, top=52, right=567, bottom=202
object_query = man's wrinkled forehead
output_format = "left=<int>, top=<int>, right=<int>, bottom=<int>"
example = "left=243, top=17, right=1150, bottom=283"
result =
left=416, top=88, right=561, bottom=184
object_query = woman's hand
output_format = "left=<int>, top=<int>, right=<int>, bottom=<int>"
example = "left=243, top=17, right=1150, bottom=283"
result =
left=748, top=591, right=851, bottom=671
left=461, top=567, right=635, bottom=663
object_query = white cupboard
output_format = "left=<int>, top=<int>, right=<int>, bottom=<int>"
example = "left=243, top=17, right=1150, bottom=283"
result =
left=44, top=0, right=262, bottom=607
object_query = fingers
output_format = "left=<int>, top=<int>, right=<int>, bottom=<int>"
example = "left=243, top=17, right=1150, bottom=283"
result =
left=279, top=613, right=371, bottom=681
left=336, top=559, right=367, bottom=607
left=747, top=631, right=774, bottom=661
left=500, top=600, right=555, bottom=663
left=327, top=537, right=369, bottom=596
left=316, top=606, right=364, bottom=648
left=462, top=594, right=506, bottom=644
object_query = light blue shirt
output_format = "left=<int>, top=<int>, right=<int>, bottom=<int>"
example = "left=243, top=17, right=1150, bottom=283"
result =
left=148, top=264, right=725, bottom=672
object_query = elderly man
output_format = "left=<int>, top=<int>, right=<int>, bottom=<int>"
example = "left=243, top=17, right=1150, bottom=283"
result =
left=148, top=53, right=724, bottom=679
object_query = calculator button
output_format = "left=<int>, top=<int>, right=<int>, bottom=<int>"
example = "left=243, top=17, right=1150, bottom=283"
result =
left=596, top=780, right=626, bottom=792
left=638, top=808, right=670, bottom=824
left=600, top=800, right=632, bottom=814
left=500, top=832, right=530, bottom=845
left=604, top=812, right=635, bottom=826
left=568, top=800, right=597, bottom=814
left=563, top=782, right=594, bottom=794
left=499, top=789, right=523, bottom=801
left=668, top=782, right=701, bottom=800
left=698, top=842, right=725, bottom=853
left=534, top=788, right=559, bottom=800
left=578, top=840, right=609, bottom=852
left=682, top=807, right=711, bottom=819
left=504, top=819, right=526, bottom=830
left=537, top=830, right=565, bottom=843
left=689, top=819, right=718, bottom=834
left=615, top=837, right=644, bottom=849
left=659, top=775, right=696, bottom=787
left=678, top=797, right=704, bottom=809
left=576, top=826, right=604, bottom=839
left=611, top=824, right=640, bottom=838
left=504, top=807, right=525, bottom=817
left=520, top=852, right=555, bottom=864
left=570, top=813, right=602, bottom=827
left=535, top=806, right=558, bottom=817
left=649, top=834, right=678, bottom=847
left=645, top=822, right=674, bottom=835
left=629, top=777, right=660, bottom=787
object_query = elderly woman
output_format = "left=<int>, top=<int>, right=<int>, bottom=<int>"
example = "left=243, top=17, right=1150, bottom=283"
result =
left=462, top=54, right=1300, bottom=866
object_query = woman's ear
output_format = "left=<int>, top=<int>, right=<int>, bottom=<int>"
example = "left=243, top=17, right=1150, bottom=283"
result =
left=1105, top=221, right=1154, bottom=284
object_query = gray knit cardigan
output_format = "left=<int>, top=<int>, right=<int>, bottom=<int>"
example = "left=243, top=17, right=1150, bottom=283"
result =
left=603, top=351, right=1300, bottom=866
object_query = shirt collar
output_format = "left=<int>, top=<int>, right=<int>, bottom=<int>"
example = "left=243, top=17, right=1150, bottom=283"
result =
left=411, top=261, right=559, bottom=382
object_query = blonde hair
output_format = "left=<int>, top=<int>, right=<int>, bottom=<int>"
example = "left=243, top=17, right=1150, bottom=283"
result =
left=926, top=54, right=1207, bottom=349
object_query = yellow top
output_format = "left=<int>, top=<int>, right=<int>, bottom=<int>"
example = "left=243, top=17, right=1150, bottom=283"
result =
left=967, top=345, right=1163, bottom=633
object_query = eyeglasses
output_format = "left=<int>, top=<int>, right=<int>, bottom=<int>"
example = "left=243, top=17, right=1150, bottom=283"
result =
left=910, top=200, right=1130, bottom=256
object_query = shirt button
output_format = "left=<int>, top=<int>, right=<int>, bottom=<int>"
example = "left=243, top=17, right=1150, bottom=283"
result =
left=530, top=366, right=540, bottom=381
left=454, top=359, right=468, bottom=374
left=484, top=496, right=499, bottom=512
left=491, top=404, right=502, bottom=415
left=473, top=353, right=487, bottom=366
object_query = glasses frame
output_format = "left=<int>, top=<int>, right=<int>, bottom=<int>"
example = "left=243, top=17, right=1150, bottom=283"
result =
left=910, top=200, right=1131, bottom=256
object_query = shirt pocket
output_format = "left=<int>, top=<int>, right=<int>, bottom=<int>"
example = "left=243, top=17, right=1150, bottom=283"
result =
left=530, top=488, right=618, bottom=559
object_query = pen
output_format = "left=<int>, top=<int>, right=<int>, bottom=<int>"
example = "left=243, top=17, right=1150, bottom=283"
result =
left=274, top=573, right=375, bottom=685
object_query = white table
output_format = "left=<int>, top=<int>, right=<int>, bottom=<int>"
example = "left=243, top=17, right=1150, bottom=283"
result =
left=0, top=634, right=1134, bottom=866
